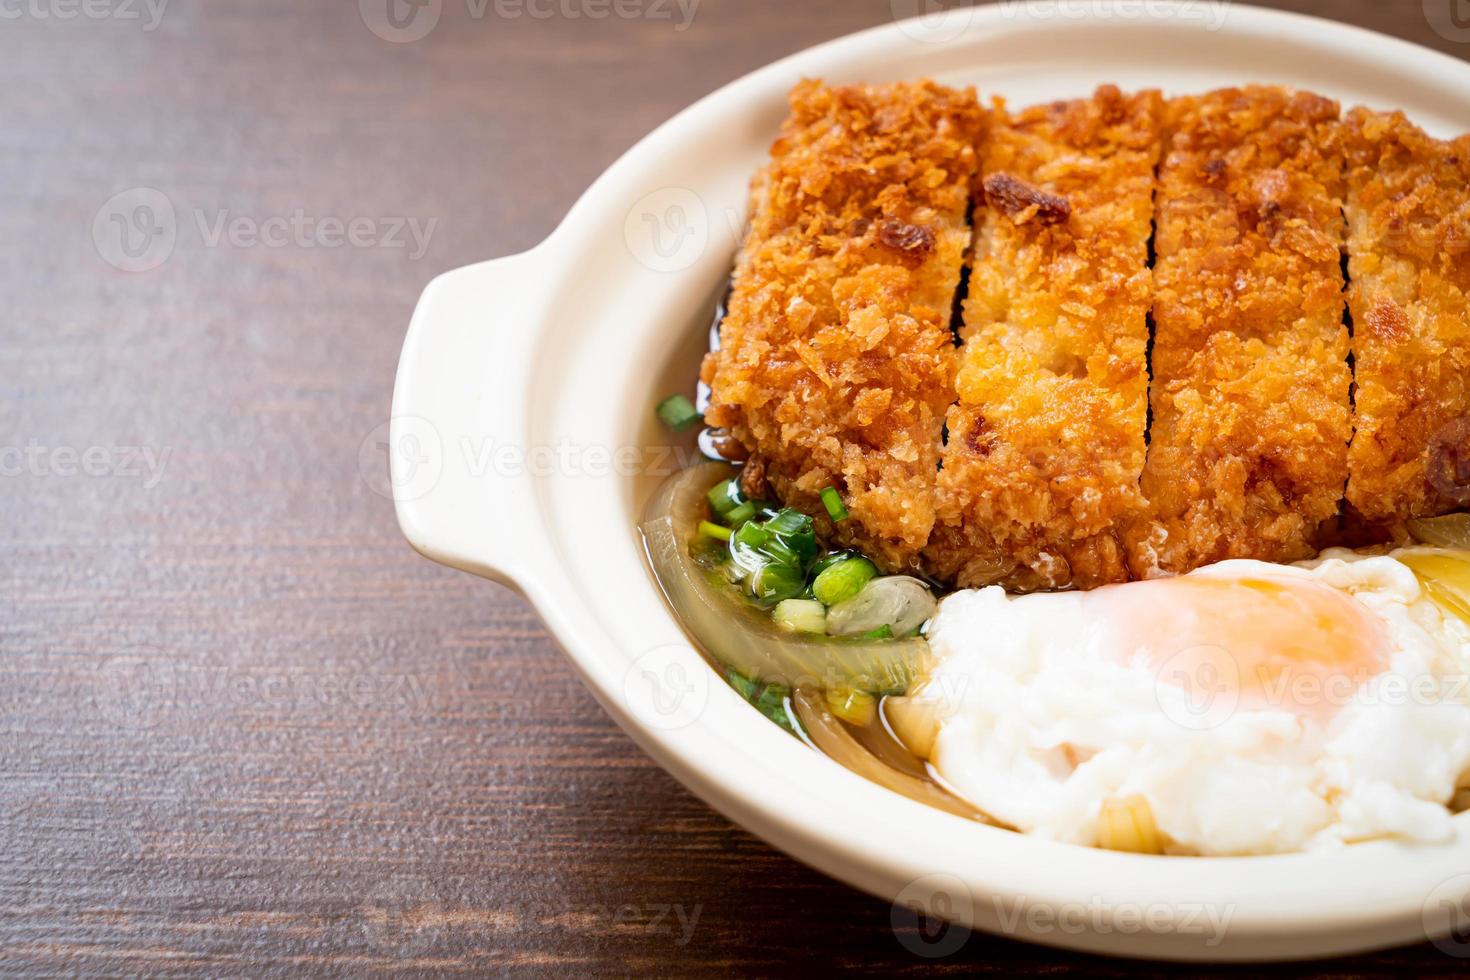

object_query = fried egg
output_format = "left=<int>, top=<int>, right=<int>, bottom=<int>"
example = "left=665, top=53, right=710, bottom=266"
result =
left=915, top=550, right=1470, bottom=855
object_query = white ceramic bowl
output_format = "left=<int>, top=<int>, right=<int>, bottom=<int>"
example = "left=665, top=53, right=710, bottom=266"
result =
left=392, top=2, right=1470, bottom=961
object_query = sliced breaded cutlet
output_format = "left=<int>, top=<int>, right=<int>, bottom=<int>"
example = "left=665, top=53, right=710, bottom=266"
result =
left=1343, top=108, right=1470, bottom=525
left=701, top=79, right=985, bottom=572
left=925, top=85, right=1162, bottom=591
left=1128, top=87, right=1353, bottom=576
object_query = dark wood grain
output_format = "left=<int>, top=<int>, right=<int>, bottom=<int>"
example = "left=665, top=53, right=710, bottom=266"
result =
left=3, top=0, right=1468, bottom=974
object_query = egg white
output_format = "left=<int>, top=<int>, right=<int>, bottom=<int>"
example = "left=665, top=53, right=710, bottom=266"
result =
left=918, top=550, right=1470, bottom=856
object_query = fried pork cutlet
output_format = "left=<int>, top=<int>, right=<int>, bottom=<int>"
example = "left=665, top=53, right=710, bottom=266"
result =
left=924, top=85, right=1162, bottom=591
left=1343, top=108, right=1470, bottom=524
left=1129, top=87, right=1353, bottom=577
left=701, top=79, right=984, bottom=571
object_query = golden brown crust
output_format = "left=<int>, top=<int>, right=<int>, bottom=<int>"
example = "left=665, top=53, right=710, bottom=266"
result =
left=701, top=79, right=985, bottom=571
left=925, top=85, right=1162, bottom=591
left=1343, top=108, right=1470, bottom=523
left=1128, top=87, right=1353, bottom=577
left=706, top=81, right=1468, bottom=589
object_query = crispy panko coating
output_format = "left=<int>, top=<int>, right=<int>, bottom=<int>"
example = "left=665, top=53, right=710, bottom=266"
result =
left=1343, top=108, right=1470, bottom=524
left=701, top=79, right=984, bottom=571
left=925, top=85, right=1162, bottom=591
left=1129, top=87, right=1353, bottom=577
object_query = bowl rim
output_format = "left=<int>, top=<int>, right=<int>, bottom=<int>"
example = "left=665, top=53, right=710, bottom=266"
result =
left=393, top=1, right=1470, bottom=961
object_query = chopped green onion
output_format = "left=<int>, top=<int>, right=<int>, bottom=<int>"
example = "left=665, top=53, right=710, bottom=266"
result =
left=656, top=393, right=702, bottom=431
left=812, top=555, right=878, bottom=606
left=750, top=563, right=805, bottom=605
left=820, top=486, right=850, bottom=522
left=732, top=520, right=772, bottom=551
left=766, top=508, right=812, bottom=537
left=763, top=539, right=802, bottom=567
left=731, top=517, right=801, bottom=569
left=706, top=479, right=743, bottom=517
left=723, top=500, right=757, bottom=526
left=698, top=520, right=732, bottom=541
left=725, top=668, right=795, bottom=733
left=764, top=508, right=817, bottom=563
left=773, top=598, right=827, bottom=634
left=809, top=549, right=861, bottom=578
left=860, top=624, right=894, bottom=640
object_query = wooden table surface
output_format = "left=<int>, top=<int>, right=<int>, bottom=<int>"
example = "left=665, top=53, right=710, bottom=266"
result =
left=4, top=0, right=1470, bottom=974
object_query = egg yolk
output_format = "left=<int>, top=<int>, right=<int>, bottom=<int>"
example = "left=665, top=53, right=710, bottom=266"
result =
left=1094, top=574, right=1390, bottom=718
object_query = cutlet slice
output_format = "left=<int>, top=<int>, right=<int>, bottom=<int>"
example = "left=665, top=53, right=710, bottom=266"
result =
left=925, top=85, right=1162, bottom=591
left=1343, top=108, right=1470, bottom=524
left=1129, top=87, right=1352, bottom=576
left=701, top=79, right=984, bottom=571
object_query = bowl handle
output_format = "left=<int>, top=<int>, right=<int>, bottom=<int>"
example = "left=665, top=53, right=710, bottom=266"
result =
left=389, top=245, right=556, bottom=594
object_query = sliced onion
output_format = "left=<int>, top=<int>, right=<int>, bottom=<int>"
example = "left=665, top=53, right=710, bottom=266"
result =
left=1408, top=513, right=1470, bottom=550
left=825, top=575, right=937, bottom=638
left=641, top=464, right=931, bottom=694
left=851, top=702, right=930, bottom=778
left=1096, top=794, right=1165, bottom=854
left=1397, top=548, right=1470, bottom=623
left=882, top=695, right=944, bottom=761
left=790, top=690, right=985, bottom=822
